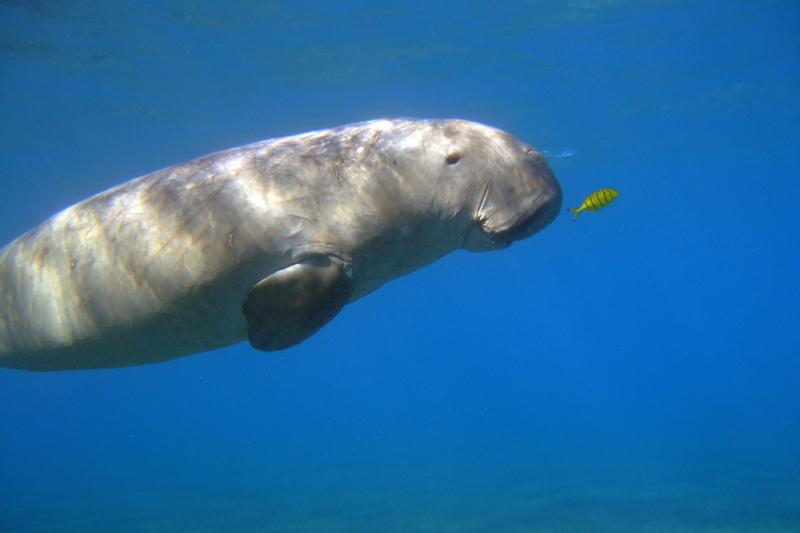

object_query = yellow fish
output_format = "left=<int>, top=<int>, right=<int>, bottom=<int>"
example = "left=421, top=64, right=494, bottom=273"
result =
left=568, top=188, right=619, bottom=220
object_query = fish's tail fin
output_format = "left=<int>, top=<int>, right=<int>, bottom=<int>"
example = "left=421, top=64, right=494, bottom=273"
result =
left=567, top=207, right=581, bottom=221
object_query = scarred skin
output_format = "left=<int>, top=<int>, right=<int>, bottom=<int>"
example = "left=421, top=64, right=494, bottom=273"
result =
left=0, top=119, right=562, bottom=371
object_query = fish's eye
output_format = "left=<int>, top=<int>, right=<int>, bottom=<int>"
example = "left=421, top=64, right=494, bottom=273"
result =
left=446, top=152, right=462, bottom=165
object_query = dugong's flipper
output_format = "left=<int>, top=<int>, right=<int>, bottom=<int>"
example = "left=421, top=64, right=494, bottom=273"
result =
left=242, top=256, right=352, bottom=351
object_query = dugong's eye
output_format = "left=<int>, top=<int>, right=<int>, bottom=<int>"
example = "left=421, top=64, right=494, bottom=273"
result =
left=446, top=152, right=462, bottom=165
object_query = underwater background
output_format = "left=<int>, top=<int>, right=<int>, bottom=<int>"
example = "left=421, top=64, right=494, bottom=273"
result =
left=1, top=1, right=798, bottom=531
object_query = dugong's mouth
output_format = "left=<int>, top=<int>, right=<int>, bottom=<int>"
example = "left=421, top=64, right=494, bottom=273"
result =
left=490, top=200, right=560, bottom=243
left=463, top=193, right=561, bottom=253
left=462, top=224, right=512, bottom=252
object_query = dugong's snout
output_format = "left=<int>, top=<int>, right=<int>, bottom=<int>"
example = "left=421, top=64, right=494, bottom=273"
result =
left=464, top=146, right=562, bottom=252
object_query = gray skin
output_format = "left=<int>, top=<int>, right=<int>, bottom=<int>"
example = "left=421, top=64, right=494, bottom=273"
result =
left=0, top=119, right=562, bottom=371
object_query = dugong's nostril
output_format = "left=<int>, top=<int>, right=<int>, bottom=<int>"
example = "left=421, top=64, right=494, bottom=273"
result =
left=525, top=147, right=544, bottom=160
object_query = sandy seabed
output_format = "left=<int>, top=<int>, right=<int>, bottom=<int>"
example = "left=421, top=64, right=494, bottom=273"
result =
left=3, top=468, right=799, bottom=532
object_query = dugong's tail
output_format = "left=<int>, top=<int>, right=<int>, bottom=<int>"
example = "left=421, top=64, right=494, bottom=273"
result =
left=0, top=250, right=24, bottom=367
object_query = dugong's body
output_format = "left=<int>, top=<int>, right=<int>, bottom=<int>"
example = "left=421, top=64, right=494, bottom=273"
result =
left=0, top=119, right=561, bottom=371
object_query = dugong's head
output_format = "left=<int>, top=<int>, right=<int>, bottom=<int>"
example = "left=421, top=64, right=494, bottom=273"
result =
left=327, top=119, right=563, bottom=299
left=449, top=121, right=562, bottom=252
left=374, top=119, right=562, bottom=253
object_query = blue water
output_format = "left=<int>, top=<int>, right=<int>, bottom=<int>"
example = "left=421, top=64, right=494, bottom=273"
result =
left=1, top=1, right=799, bottom=530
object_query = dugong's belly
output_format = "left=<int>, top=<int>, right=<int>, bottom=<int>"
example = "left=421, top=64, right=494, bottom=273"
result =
left=0, top=146, right=290, bottom=370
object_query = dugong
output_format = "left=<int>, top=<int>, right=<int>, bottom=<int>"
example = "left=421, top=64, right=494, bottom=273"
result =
left=0, top=119, right=561, bottom=371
